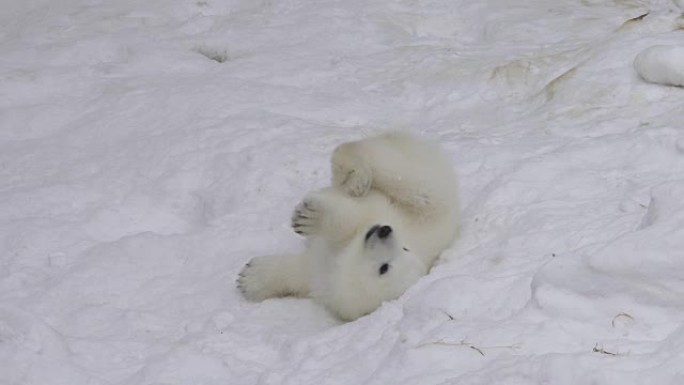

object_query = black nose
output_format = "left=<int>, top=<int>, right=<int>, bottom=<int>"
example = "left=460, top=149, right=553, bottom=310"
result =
left=378, top=225, right=392, bottom=239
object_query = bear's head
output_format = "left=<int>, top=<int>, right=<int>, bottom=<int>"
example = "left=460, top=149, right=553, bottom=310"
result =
left=314, top=223, right=428, bottom=321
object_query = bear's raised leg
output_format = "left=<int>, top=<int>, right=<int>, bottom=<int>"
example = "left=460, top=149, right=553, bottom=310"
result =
left=237, top=253, right=310, bottom=301
left=331, top=132, right=453, bottom=211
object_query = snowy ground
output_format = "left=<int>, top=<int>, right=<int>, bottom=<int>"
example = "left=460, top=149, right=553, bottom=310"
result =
left=2, top=0, right=684, bottom=384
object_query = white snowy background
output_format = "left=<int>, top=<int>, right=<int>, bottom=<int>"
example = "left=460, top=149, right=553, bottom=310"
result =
left=2, top=0, right=684, bottom=384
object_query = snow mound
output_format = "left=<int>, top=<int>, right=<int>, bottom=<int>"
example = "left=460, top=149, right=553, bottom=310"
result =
left=634, top=45, right=684, bottom=87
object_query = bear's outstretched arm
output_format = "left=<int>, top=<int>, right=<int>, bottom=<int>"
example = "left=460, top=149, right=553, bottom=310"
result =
left=237, top=253, right=310, bottom=301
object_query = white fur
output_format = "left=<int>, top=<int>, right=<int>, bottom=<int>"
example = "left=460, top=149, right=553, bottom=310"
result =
left=238, top=131, right=459, bottom=321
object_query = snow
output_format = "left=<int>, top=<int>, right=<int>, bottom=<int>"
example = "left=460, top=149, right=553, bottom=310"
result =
left=1, top=0, right=684, bottom=384
left=635, top=45, right=684, bottom=87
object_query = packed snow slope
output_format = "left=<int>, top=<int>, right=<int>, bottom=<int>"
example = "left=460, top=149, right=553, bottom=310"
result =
left=2, top=1, right=684, bottom=384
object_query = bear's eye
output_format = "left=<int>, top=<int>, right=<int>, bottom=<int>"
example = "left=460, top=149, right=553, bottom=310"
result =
left=379, top=263, right=390, bottom=275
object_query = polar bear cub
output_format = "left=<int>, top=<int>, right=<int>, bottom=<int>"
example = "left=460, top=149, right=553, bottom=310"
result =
left=238, top=131, right=459, bottom=321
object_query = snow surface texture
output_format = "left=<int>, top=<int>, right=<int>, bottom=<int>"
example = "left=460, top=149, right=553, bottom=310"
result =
left=634, top=45, right=684, bottom=87
left=2, top=1, right=684, bottom=384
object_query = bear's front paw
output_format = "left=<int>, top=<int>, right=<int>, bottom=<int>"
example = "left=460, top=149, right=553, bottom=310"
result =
left=237, top=257, right=274, bottom=302
left=291, top=198, right=323, bottom=236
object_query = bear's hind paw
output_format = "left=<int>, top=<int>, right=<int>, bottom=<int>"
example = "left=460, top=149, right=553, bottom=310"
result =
left=331, top=144, right=372, bottom=197
left=338, top=168, right=372, bottom=197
